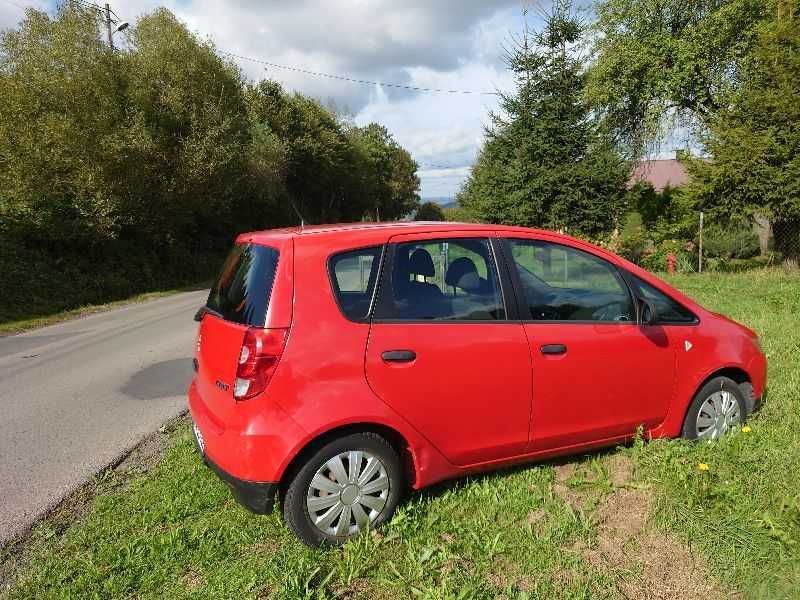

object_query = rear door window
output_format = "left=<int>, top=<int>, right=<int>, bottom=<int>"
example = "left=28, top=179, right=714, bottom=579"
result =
left=329, top=246, right=383, bottom=321
left=381, top=238, right=506, bottom=320
left=206, top=243, right=279, bottom=327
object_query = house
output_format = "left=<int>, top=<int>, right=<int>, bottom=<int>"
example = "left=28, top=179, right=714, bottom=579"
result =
left=628, top=158, right=689, bottom=192
left=629, top=156, right=772, bottom=255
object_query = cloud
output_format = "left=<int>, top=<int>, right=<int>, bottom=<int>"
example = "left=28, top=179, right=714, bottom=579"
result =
left=0, top=0, right=48, bottom=32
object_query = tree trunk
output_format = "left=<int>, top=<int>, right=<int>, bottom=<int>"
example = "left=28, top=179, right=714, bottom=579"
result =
left=772, top=219, right=800, bottom=267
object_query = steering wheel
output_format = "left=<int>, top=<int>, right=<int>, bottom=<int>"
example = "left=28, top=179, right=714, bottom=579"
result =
left=591, top=302, right=631, bottom=322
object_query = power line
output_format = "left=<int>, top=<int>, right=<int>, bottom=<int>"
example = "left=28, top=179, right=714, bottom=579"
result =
left=1, top=5, right=498, bottom=96
left=218, top=51, right=500, bottom=96
left=0, top=0, right=33, bottom=11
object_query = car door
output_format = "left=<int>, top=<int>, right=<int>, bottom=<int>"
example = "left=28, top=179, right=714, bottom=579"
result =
left=364, top=233, right=532, bottom=466
left=501, top=237, right=677, bottom=451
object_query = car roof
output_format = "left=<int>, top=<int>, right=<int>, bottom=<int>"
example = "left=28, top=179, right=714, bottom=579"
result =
left=236, top=221, right=705, bottom=312
left=241, top=221, right=564, bottom=244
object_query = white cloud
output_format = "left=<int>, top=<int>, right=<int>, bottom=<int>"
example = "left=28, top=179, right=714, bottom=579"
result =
left=0, top=0, right=48, bottom=31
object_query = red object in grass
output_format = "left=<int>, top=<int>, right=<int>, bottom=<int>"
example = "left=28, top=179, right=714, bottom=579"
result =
left=667, top=253, right=677, bottom=273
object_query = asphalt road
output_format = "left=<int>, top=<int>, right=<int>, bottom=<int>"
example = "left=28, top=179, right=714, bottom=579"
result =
left=0, top=290, right=207, bottom=546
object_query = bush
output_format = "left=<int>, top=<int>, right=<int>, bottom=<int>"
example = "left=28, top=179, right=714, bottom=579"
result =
left=640, top=239, right=695, bottom=273
left=704, top=254, right=777, bottom=273
left=617, top=229, right=651, bottom=263
left=0, top=234, right=223, bottom=323
left=702, top=221, right=760, bottom=259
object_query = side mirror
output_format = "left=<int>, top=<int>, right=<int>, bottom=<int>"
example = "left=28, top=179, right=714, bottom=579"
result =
left=193, top=306, right=207, bottom=322
left=638, top=297, right=657, bottom=325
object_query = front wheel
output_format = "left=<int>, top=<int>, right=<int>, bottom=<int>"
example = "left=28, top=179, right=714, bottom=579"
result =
left=682, top=376, right=747, bottom=440
left=282, top=432, right=403, bottom=547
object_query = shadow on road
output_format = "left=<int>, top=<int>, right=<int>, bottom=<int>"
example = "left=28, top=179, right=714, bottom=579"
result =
left=121, top=358, right=193, bottom=400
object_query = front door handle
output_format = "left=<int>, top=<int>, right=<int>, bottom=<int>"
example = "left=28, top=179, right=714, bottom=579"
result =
left=382, top=350, right=416, bottom=363
left=540, top=344, right=567, bottom=355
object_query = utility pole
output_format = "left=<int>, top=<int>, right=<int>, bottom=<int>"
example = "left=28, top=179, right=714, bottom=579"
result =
left=698, top=211, right=704, bottom=273
left=104, top=3, right=114, bottom=49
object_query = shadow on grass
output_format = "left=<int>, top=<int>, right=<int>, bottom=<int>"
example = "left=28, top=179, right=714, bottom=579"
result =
left=412, top=443, right=625, bottom=504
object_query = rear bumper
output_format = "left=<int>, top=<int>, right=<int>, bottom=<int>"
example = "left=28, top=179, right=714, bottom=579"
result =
left=187, top=379, right=307, bottom=482
left=193, top=425, right=279, bottom=514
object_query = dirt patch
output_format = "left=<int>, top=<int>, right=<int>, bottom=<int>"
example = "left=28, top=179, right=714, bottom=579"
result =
left=605, top=454, right=634, bottom=487
left=548, top=453, right=728, bottom=598
left=581, top=482, right=726, bottom=599
left=332, top=576, right=391, bottom=599
left=116, top=431, right=169, bottom=475
left=181, top=568, right=204, bottom=591
left=552, top=463, right=588, bottom=511
left=526, top=508, right=546, bottom=526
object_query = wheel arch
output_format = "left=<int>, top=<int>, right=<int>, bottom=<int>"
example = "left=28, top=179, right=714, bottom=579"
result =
left=699, top=366, right=751, bottom=388
left=681, top=365, right=754, bottom=426
left=277, top=422, right=417, bottom=495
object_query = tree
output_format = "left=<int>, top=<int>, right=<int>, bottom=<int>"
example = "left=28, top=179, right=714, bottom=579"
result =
left=458, top=1, right=628, bottom=237
left=684, top=4, right=800, bottom=264
left=121, top=8, right=251, bottom=243
left=349, top=123, right=420, bottom=221
left=0, top=6, right=126, bottom=243
left=589, top=0, right=767, bottom=155
left=415, top=201, right=445, bottom=221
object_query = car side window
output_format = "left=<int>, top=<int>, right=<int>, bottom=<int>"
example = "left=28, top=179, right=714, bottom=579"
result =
left=386, top=238, right=506, bottom=320
left=506, top=238, right=634, bottom=322
left=329, top=246, right=383, bottom=321
left=630, top=275, right=697, bottom=324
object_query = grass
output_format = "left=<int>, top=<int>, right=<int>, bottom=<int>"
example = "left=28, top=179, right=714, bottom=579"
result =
left=3, top=268, right=799, bottom=599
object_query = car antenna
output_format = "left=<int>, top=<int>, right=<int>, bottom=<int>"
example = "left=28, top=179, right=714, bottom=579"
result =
left=288, top=199, right=306, bottom=228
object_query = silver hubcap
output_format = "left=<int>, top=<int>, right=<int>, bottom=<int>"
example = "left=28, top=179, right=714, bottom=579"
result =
left=306, top=450, right=390, bottom=537
left=696, top=389, right=741, bottom=440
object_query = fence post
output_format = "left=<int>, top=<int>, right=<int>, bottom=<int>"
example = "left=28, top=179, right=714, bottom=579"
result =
left=698, top=211, right=704, bottom=273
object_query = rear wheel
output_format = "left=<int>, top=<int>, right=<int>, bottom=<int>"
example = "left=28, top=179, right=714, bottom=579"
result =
left=282, top=432, right=403, bottom=547
left=682, top=376, right=747, bottom=440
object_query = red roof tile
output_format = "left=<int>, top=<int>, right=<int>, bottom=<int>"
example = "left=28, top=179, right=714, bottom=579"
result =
left=629, top=159, right=689, bottom=192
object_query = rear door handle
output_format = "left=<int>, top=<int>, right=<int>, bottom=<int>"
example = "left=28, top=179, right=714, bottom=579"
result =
left=540, top=344, right=567, bottom=355
left=382, top=350, right=416, bottom=362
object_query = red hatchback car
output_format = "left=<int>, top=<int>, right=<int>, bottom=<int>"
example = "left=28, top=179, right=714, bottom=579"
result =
left=189, top=222, right=766, bottom=546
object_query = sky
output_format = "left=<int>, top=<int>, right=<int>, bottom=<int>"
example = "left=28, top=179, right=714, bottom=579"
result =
left=0, top=0, right=530, bottom=200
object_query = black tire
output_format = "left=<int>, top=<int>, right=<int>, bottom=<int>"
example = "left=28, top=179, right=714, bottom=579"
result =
left=282, top=432, right=403, bottom=547
left=682, top=376, right=747, bottom=440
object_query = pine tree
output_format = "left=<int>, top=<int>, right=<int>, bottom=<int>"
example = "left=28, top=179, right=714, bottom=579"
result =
left=458, top=0, right=628, bottom=237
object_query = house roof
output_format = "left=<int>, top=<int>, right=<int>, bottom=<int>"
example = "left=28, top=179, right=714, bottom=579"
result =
left=629, top=159, right=689, bottom=192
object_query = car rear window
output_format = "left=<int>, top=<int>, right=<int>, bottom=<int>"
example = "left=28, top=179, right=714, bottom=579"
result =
left=329, top=246, right=383, bottom=321
left=206, top=243, right=279, bottom=327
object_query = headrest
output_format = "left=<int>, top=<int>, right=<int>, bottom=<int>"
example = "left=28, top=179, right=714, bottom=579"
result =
left=445, top=257, right=481, bottom=292
left=408, top=248, right=435, bottom=277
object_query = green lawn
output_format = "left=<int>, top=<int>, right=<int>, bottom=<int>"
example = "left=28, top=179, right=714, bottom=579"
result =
left=3, top=269, right=799, bottom=599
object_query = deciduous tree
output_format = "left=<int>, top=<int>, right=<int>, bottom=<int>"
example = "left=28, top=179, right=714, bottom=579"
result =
left=684, top=4, right=800, bottom=263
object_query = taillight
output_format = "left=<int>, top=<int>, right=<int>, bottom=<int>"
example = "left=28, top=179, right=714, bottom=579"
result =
left=234, top=328, right=288, bottom=400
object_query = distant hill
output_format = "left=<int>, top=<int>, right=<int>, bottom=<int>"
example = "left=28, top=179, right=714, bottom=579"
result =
left=422, top=197, right=458, bottom=209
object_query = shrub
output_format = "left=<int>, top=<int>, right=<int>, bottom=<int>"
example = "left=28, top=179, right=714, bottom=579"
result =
left=640, top=239, right=694, bottom=273
left=702, top=221, right=760, bottom=259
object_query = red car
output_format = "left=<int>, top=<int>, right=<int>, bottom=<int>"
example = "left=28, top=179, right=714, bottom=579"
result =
left=189, top=222, right=766, bottom=546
